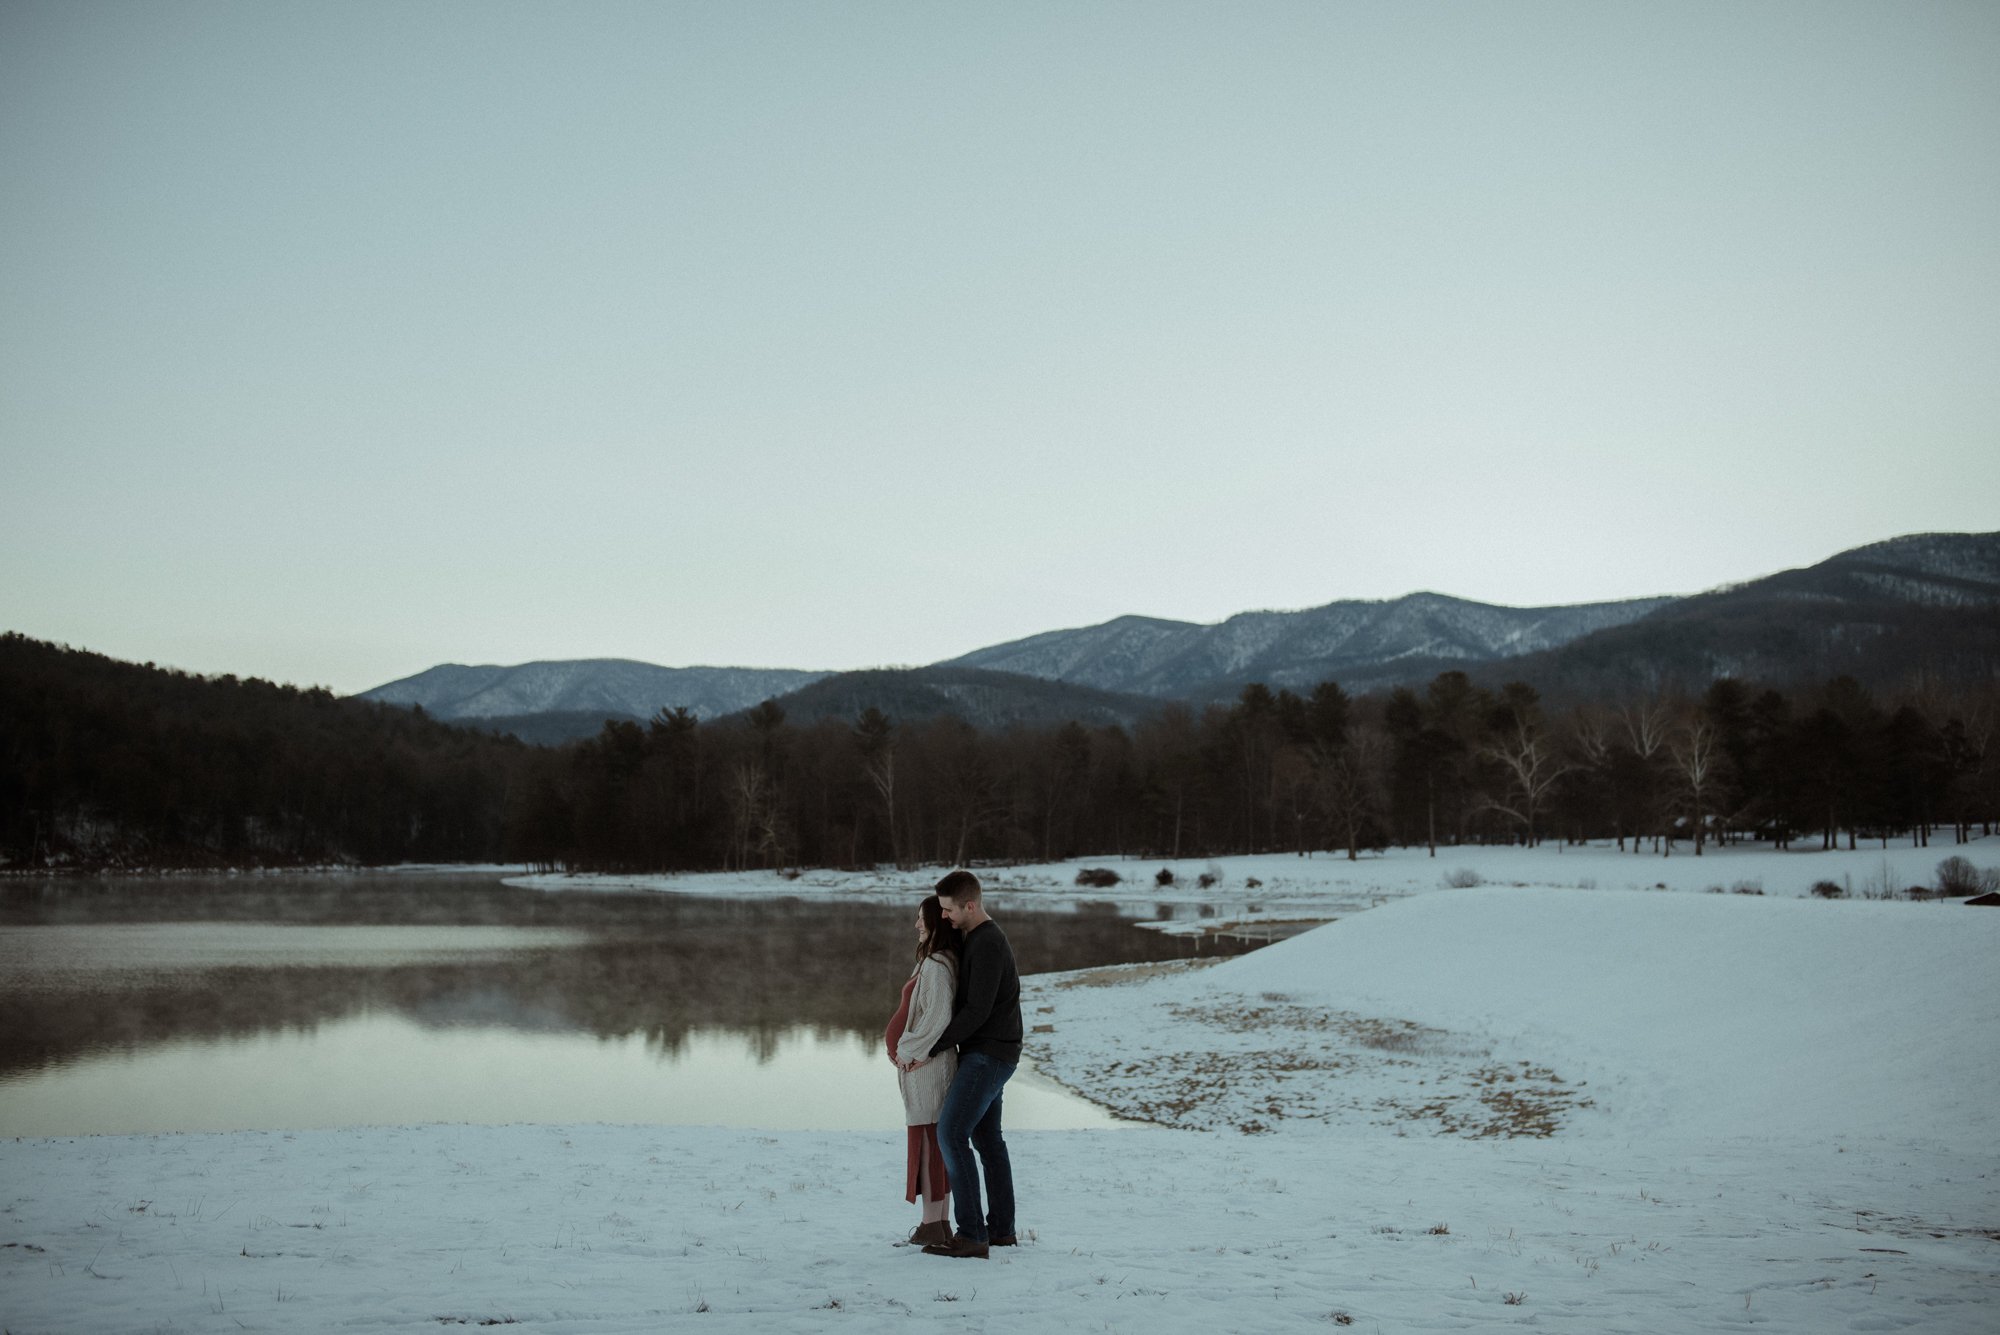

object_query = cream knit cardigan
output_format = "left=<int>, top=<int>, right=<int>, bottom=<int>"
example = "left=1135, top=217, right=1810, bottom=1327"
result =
left=895, top=951, right=959, bottom=1126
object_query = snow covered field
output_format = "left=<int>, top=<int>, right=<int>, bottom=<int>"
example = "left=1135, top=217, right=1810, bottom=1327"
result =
left=5, top=841, right=1997, bottom=1332
left=510, top=836, right=2000, bottom=934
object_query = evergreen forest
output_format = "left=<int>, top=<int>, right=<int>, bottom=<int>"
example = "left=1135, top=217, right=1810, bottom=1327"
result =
left=4, top=632, right=1997, bottom=874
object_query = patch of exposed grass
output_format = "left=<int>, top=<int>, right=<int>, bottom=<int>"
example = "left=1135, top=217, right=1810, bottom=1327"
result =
left=1052, top=958, right=1225, bottom=990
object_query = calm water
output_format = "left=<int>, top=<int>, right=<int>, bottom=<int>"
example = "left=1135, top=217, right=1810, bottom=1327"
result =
left=0, top=874, right=1244, bottom=1136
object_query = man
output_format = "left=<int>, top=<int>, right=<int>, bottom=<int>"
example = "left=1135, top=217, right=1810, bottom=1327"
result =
left=902, top=868, right=1021, bottom=1259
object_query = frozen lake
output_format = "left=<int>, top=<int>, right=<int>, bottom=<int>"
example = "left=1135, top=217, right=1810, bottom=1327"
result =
left=0, top=873, right=1243, bottom=1136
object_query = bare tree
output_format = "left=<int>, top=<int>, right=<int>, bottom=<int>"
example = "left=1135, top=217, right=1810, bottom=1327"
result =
left=1037, top=723, right=1091, bottom=861
left=1230, top=685, right=1282, bottom=853
left=1670, top=713, right=1719, bottom=856
left=943, top=759, right=1008, bottom=866
left=726, top=760, right=788, bottom=870
left=1921, top=681, right=2000, bottom=843
left=1480, top=720, right=1572, bottom=846
left=1317, top=726, right=1387, bottom=861
left=1620, top=697, right=1672, bottom=853
left=854, top=708, right=898, bottom=868
left=1272, top=745, right=1315, bottom=856
left=1137, top=703, right=1201, bottom=859
left=725, top=761, right=766, bottom=870
left=865, top=746, right=898, bottom=866
left=1571, top=704, right=1614, bottom=772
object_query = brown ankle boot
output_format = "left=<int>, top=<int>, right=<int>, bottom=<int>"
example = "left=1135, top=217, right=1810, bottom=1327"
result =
left=902, top=1220, right=952, bottom=1247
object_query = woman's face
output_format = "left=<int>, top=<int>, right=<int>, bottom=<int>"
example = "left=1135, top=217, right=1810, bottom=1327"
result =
left=914, top=907, right=928, bottom=942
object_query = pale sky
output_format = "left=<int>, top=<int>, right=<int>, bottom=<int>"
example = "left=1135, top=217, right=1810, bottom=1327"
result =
left=4, top=1, right=1996, bottom=695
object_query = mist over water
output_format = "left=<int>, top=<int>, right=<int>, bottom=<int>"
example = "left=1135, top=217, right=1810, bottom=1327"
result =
left=0, top=873, right=1246, bottom=1135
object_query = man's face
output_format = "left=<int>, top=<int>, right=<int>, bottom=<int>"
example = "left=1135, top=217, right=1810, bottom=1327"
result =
left=937, top=894, right=973, bottom=930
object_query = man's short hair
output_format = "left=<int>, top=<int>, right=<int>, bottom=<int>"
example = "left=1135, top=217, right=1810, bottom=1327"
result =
left=934, top=869, right=982, bottom=903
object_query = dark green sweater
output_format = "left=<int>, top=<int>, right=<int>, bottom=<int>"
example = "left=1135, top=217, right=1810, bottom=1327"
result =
left=928, top=919, right=1022, bottom=1064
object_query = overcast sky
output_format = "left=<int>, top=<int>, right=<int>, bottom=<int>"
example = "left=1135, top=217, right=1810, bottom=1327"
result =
left=4, top=1, right=1996, bottom=695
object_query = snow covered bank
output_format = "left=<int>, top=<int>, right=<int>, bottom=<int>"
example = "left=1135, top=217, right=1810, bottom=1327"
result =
left=5, top=1121, right=1994, bottom=1333
left=507, top=837, right=2000, bottom=936
left=6, top=858, right=1997, bottom=1332
left=1223, top=888, right=2000, bottom=1142
left=1029, top=888, right=2000, bottom=1146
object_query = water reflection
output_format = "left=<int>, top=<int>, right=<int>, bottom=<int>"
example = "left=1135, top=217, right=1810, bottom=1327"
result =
left=0, top=874, right=1247, bottom=1135
left=0, top=1015, right=1118, bottom=1136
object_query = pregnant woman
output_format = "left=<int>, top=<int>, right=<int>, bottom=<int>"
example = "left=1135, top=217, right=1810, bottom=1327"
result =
left=885, top=893, right=963, bottom=1246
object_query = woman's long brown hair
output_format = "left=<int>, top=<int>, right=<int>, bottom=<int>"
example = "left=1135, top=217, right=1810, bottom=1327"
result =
left=915, top=893, right=964, bottom=965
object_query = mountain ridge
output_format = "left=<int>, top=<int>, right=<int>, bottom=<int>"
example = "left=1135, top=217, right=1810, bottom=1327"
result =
left=942, top=590, right=1678, bottom=698
left=357, top=658, right=829, bottom=723
left=1467, top=531, right=2000, bottom=699
left=719, top=666, right=1162, bottom=731
left=350, top=531, right=2000, bottom=730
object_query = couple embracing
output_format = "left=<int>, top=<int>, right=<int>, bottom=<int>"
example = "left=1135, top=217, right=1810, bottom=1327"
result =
left=884, top=869, right=1021, bottom=1260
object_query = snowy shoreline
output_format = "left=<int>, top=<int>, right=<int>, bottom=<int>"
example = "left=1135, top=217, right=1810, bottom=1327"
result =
left=9, top=1119, right=1992, bottom=1333
left=504, top=838, right=2000, bottom=938
left=5, top=842, right=1997, bottom=1332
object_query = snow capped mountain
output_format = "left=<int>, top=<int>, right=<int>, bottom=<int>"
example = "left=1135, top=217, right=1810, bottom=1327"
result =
left=356, top=659, right=829, bottom=722
left=351, top=532, right=2000, bottom=726
left=941, top=533, right=1999, bottom=700
left=1497, top=530, right=2000, bottom=697
left=1831, top=531, right=2000, bottom=584
left=1817, top=532, right=2000, bottom=607
left=939, top=615, right=1200, bottom=684
left=944, top=593, right=1676, bottom=697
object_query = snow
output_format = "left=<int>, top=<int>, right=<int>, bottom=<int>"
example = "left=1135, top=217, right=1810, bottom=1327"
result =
left=506, top=836, right=2000, bottom=932
left=354, top=661, right=829, bottom=721
left=6, top=841, right=1998, bottom=1332
left=945, top=592, right=1675, bottom=694
left=1027, top=888, right=2000, bottom=1142
left=1835, top=532, right=2000, bottom=588
left=8, top=1119, right=1992, bottom=1333
left=1205, top=888, right=1999, bottom=1141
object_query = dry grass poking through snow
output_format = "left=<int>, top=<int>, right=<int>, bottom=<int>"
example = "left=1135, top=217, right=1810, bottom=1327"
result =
left=1026, top=963, right=1594, bottom=1138
left=1051, top=957, right=1226, bottom=990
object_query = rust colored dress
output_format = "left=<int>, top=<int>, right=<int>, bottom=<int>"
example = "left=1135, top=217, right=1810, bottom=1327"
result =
left=885, top=973, right=951, bottom=1203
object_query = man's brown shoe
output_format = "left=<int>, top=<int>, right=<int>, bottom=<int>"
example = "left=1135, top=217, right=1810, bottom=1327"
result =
left=990, top=1234, right=1018, bottom=1247
left=921, top=1234, right=990, bottom=1259
left=900, top=1221, right=952, bottom=1248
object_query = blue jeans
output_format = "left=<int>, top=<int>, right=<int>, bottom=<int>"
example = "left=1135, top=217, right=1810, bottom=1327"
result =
left=936, top=1051, right=1015, bottom=1242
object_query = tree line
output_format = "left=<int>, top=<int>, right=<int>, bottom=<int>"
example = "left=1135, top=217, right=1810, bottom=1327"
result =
left=2, top=634, right=518, bottom=868
left=513, top=672, right=2000, bottom=872
left=5, top=632, right=1996, bottom=872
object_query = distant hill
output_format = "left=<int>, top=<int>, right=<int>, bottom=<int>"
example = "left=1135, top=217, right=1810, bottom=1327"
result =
left=1494, top=531, right=2000, bottom=697
left=447, top=709, right=648, bottom=746
left=943, top=593, right=1676, bottom=700
left=357, top=659, right=829, bottom=722
left=1752, top=530, right=2000, bottom=606
left=732, top=667, right=1163, bottom=731
left=0, top=632, right=524, bottom=868
left=351, top=531, right=2000, bottom=729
